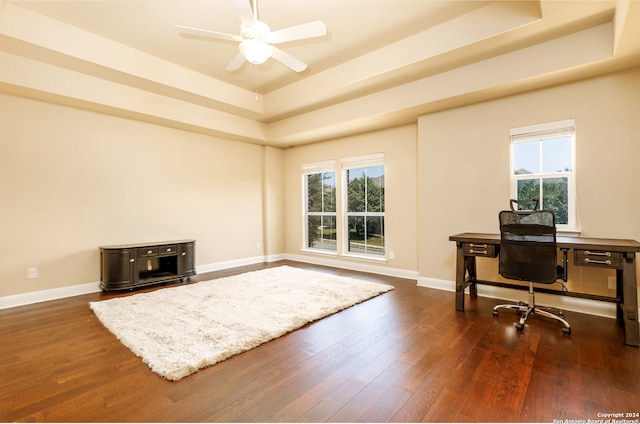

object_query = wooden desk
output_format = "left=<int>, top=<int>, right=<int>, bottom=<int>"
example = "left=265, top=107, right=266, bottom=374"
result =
left=449, top=232, right=640, bottom=346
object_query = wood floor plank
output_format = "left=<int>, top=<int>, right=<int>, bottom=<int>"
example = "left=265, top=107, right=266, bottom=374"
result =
left=272, top=391, right=322, bottom=422
left=1, top=260, right=638, bottom=422
left=327, top=360, right=411, bottom=422
left=360, top=385, right=411, bottom=422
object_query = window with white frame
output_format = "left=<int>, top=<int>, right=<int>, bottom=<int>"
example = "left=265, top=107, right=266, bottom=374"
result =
left=510, top=119, right=578, bottom=230
left=303, top=161, right=337, bottom=252
left=343, top=154, right=385, bottom=257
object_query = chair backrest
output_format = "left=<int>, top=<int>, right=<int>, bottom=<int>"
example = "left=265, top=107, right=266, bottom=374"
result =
left=498, top=205, right=558, bottom=284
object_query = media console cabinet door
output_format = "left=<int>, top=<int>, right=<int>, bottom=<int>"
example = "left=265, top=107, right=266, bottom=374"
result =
left=178, top=242, right=196, bottom=277
left=100, top=249, right=134, bottom=289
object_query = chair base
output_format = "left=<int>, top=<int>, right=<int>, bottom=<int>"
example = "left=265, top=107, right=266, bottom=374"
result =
left=492, top=283, right=571, bottom=334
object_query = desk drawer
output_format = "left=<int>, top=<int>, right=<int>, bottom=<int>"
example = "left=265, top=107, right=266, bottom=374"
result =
left=463, top=243, right=496, bottom=257
left=574, top=249, right=621, bottom=268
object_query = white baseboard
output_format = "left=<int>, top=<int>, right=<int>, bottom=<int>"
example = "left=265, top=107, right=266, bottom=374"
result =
left=0, top=281, right=102, bottom=310
left=417, top=277, right=618, bottom=319
left=195, top=255, right=268, bottom=274
left=265, top=253, right=287, bottom=263
left=284, top=253, right=419, bottom=280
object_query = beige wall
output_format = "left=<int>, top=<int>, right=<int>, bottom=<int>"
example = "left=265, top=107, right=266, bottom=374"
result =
left=2, top=68, right=638, bottom=305
left=419, top=68, right=640, bottom=297
left=283, top=125, right=418, bottom=273
left=0, top=93, right=267, bottom=297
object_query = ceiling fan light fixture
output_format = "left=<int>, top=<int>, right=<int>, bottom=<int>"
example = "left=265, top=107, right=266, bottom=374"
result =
left=239, top=39, right=273, bottom=64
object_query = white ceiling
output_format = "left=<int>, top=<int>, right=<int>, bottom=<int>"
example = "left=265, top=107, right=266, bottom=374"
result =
left=2, top=0, right=640, bottom=147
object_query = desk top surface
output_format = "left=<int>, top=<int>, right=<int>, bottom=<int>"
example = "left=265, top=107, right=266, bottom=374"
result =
left=449, top=232, right=640, bottom=252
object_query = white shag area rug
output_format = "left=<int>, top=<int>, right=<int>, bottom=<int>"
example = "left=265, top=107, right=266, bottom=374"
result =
left=90, top=265, right=393, bottom=381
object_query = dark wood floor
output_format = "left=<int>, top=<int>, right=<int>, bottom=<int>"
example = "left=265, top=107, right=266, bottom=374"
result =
left=1, top=260, right=639, bottom=422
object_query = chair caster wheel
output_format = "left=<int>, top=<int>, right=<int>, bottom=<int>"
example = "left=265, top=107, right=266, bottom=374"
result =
left=492, top=310, right=499, bottom=316
left=515, top=323, right=525, bottom=331
left=562, top=327, right=572, bottom=335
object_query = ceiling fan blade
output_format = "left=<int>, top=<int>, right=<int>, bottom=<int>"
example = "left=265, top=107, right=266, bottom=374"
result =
left=232, top=0, right=256, bottom=26
left=271, top=46, right=307, bottom=72
left=174, top=25, right=242, bottom=42
left=225, top=52, right=246, bottom=71
left=269, top=20, right=327, bottom=44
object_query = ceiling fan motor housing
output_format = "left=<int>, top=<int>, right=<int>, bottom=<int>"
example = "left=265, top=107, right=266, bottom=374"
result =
left=241, top=20, right=271, bottom=42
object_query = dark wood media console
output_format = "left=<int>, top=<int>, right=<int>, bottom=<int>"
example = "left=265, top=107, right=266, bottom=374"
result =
left=100, top=240, right=195, bottom=291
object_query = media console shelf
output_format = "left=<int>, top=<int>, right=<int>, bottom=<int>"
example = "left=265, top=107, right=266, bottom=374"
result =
left=100, top=240, right=195, bottom=291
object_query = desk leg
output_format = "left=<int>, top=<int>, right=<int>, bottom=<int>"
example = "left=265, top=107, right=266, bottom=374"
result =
left=621, top=253, right=639, bottom=347
left=455, top=244, right=466, bottom=311
left=455, top=246, right=478, bottom=311
left=467, top=257, right=478, bottom=299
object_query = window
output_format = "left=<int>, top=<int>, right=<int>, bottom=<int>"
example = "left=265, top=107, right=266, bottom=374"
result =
left=343, top=154, right=385, bottom=257
left=510, top=119, right=577, bottom=230
left=303, top=162, right=337, bottom=252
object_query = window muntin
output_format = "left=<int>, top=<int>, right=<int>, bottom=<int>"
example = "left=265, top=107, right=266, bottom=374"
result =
left=345, top=162, right=385, bottom=257
left=510, top=120, right=577, bottom=230
left=304, top=170, right=337, bottom=252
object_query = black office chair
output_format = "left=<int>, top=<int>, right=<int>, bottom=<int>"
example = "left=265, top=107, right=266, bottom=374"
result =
left=493, top=199, right=571, bottom=334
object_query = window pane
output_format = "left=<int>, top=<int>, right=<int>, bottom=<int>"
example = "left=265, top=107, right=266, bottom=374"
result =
left=542, top=177, right=568, bottom=224
left=307, top=215, right=320, bottom=248
left=347, top=166, right=385, bottom=212
left=513, top=141, right=539, bottom=175
left=307, top=215, right=336, bottom=251
left=322, top=172, right=336, bottom=213
left=348, top=216, right=385, bottom=256
left=516, top=179, right=540, bottom=208
left=541, top=136, right=572, bottom=173
left=347, top=169, right=365, bottom=212
left=366, top=165, right=385, bottom=213
left=348, top=216, right=365, bottom=253
left=365, top=216, right=385, bottom=256
left=307, top=174, right=323, bottom=212
left=307, top=172, right=335, bottom=213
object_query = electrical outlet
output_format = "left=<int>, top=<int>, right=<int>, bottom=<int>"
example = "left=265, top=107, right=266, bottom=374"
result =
left=256, top=241, right=262, bottom=250
left=607, top=276, right=616, bottom=290
left=389, top=251, right=395, bottom=260
left=27, top=267, right=39, bottom=279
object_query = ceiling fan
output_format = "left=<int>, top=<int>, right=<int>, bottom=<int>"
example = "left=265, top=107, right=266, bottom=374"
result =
left=174, top=0, right=327, bottom=72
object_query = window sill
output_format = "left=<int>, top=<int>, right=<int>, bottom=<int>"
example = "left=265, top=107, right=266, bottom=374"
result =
left=558, top=228, right=581, bottom=237
left=300, top=249, right=389, bottom=263
left=340, top=252, right=388, bottom=263
left=300, top=248, right=338, bottom=257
